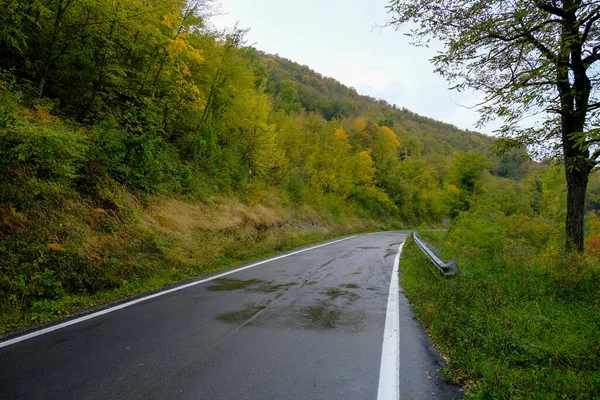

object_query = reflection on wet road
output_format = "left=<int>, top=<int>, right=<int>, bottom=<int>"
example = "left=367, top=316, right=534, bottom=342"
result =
left=0, top=232, right=461, bottom=400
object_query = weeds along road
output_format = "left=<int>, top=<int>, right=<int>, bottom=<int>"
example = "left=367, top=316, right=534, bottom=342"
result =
left=0, top=232, right=461, bottom=400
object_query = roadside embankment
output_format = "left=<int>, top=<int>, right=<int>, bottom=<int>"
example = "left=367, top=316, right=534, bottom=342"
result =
left=399, top=231, right=600, bottom=398
left=0, top=190, right=389, bottom=336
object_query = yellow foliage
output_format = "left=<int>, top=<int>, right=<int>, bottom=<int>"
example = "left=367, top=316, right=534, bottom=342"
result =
left=179, top=63, right=191, bottom=77
left=47, top=243, right=66, bottom=252
left=372, top=125, right=401, bottom=165
left=379, top=126, right=401, bottom=149
left=187, top=48, right=205, bottom=64
left=167, top=37, right=187, bottom=57
left=254, top=124, right=289, bottom=181
left=334, top=128, right=351, bottom=151
left=162, top=12, right=181, bottom=29
left=354, top=151, right=375, bottom=186
left=352, top=117, right=367, bottom=133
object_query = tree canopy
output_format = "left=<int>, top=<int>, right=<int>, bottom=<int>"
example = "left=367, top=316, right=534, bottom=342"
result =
left=388, top=0, right=600, bottom=251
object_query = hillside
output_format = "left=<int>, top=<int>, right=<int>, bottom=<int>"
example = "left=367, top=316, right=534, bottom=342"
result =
left=0, top=0, right=584, bottom=333
left=261, top=52, right=495, bottom=157
left=0, top=0, right=504, bottom=335
left=0, top=0, right=548, bottom=334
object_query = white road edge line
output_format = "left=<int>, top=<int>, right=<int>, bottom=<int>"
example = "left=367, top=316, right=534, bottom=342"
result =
left=0, top=235, right=358, bottom=349
left=377, top=239, right=405, bottom=400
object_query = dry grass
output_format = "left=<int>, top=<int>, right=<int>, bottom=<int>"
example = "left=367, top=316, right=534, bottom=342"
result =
left=0, top=183, right=383, bottom=335
left=140, top=192, right=370, bottom=268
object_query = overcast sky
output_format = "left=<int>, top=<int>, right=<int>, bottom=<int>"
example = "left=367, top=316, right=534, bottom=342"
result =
left=212, top=0, right=498, bottom=135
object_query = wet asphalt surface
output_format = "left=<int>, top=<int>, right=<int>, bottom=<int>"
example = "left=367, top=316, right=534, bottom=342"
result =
left=0, top=231, right=462, bottom=399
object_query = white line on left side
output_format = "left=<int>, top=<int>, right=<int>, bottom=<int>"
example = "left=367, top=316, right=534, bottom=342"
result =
left=376, top=239, right=405, bottom=400
left=0, top=235, right=357, bottom=349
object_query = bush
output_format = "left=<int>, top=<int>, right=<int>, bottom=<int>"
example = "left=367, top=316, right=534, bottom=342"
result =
left=0, top=119, right=90, bottom=185
left=447, top=210, right=507, bottom=256
left=285, top=171, right=308, bottom=204
left=348, top=186, right=398, bottom=217
left=91, top=125, right=188, bottom=193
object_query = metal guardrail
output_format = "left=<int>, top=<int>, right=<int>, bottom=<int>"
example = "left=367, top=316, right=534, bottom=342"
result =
left=413, top=232, right=457, bottom=277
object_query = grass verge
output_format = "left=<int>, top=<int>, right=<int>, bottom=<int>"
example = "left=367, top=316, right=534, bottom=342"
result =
left=0, top=192, right=390, bottom=337
left=400, top=233, right=600, bottom=399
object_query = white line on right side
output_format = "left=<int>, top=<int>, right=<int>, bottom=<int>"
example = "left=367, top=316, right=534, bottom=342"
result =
left=377, top=239, right=405, bottom=400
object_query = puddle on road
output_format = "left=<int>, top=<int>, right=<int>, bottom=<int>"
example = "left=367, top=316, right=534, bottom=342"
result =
left=325, top=288, right=360, bottom=302
left=249, top=282, right=296, bottom=293
left=339, top=283, right=360, bottom=289
left=207, top=278, right=296, bottom=294
left=211, top=279, right=369, bottom=332
left=207, top=278, right=265, bottom=291
left=300, top=301, right=367, bottom=331
left=215, top=303, right=266, bottom=323
left=303, top=303, right=341, bottom=329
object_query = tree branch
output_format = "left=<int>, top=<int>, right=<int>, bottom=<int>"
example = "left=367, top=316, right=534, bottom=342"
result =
left=533, top=0, right=567, bottom=17
left=581, top=9, right=600, bottom=42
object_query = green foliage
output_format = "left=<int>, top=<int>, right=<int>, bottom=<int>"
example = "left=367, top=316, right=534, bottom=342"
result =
left=91, top=126, right=188, bottom=193
left=447, top=211, right=507, bottom=257
left=388, top=0, right=600, bottom=251
left=348, top=186, right=398, bottom=217
left=0, top=107, right=89, bottom=187
left=493, top=148, right=529, bottom=180
left=285, top=171, right=308, bottom=204
left=448, top=151, right=491, bottom=193
left=275, top=79, right=302, bottom=113
left=12, top=124, right=89, bottom=183
left=401, top=234, right=600, bottom=398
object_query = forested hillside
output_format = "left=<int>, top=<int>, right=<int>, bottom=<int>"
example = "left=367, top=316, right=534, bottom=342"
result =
left=262, top=52, right=493, bottom=156
left=0, top=0, right=598, bottom=341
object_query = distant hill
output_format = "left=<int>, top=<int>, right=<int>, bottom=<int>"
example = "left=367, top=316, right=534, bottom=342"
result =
left=259, top=52, right=495, bottom=156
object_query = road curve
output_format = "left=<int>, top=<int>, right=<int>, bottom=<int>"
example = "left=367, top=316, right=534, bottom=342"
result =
left=0, top=232, right=461, bottom=399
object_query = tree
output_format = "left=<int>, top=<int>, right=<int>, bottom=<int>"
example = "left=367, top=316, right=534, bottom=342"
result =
left=449, top=152, right=492, bottom=194
left=388, top=0, right=600, bottom=252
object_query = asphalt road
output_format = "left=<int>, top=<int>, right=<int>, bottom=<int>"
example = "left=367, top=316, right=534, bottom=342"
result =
left=0, top=231, right=462, bottom=400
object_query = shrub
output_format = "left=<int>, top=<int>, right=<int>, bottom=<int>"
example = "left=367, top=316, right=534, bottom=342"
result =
left=348, top=186, right=398, bottom=217
left=285, top=171, right=308, bottom=204
left=91, top=125, right=187, bottom=193
left=0, top=119, right=90, bottom=185
left=585, top=236, right=600, bottom=258
left=447, top=210, right=507, bottom=256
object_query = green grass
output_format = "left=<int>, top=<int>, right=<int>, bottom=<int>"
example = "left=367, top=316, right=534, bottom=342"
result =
left=400, top=234, right=600, bottom=399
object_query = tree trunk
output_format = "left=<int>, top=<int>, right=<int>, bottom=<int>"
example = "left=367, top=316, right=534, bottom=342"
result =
left=38, top=0, right=71, bottom=97
left=565, top=168, right=588, bottom=252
